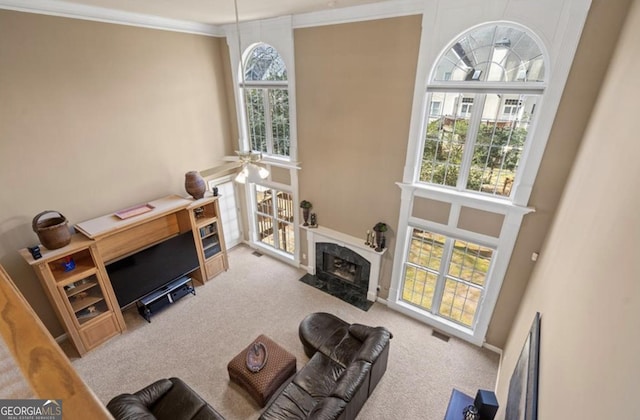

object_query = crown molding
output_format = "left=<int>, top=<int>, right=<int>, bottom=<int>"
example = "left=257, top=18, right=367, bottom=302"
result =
left=0, top=0, right=223, bottom=36
left=292, top=0, right=426, bottom=28
left=0, top=0, right=426, bottom=36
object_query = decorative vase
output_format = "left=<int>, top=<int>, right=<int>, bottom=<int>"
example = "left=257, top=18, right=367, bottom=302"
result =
left=185, top=171, right=206, bottom=199
left=302, top=208, right=310, bottom=226
left=375, top=232, right=384, bottom=252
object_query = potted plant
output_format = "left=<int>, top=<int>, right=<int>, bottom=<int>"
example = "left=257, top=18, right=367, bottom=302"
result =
left=300, top=200, right=313, bottom=226
left=373, top=222, right=388, bottom=252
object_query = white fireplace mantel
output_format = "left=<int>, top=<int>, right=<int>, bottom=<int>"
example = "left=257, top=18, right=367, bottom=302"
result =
left=305, top=226, right=386, bottom=302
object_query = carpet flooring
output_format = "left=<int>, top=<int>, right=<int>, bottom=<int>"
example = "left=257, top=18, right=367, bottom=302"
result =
left=66, top=245, right=499, bottom=419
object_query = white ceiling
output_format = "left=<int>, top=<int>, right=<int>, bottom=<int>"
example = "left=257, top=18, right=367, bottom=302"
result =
left=45, top=0, right=391, bottom=25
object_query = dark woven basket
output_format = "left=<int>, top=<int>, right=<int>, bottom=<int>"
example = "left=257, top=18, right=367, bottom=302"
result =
left=32, top=210, right=72, bottom=250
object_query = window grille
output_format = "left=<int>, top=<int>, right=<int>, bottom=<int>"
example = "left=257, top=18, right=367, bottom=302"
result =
left=421, top=24, right=545, bottom=198
left=402, top=228, right=493, bottom=327
left=255, top=186, right=295, bottom=254
left=242, top=44, right=291, bottom=158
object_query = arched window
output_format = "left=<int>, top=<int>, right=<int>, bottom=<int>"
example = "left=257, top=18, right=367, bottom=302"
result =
left=390, top=22, right=550, bottom=345
left=420, top=24, right=545, bottom=198
left=242, top=43, right=290, bottom=158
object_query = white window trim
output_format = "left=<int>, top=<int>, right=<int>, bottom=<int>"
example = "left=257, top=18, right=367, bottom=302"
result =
left=248, top=178, right=300, bottom=264
left=224, top=17, right=301, bottom=266
left=224, top=16, right=298, bottom=161
left=389, top=183, right=533, bottom=345
left=392, top=0, right=591, bottom=346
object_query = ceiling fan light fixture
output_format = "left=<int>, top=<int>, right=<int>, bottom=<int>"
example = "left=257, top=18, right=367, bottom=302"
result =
left=234, top=163, right=269, bottom=184
left=236, top=150, right=263, bottom=163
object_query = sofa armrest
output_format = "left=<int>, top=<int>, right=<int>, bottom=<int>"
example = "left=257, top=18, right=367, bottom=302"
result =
left=134, top=379, right=173, bottom=407
left=106, top=394, right=157, bottom=420
left=350, top=327, right=392, bottom=364
left=348, top=324, right=393, bottom=342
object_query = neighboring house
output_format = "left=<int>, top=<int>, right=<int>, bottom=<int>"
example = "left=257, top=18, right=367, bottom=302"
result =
left=0, top=0, right=635, bottom=418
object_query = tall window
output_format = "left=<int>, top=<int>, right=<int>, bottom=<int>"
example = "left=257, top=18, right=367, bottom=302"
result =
left=390, top=22, right=550, bottom=345
left=242, top=44, right=290, bottom=158
left=402, top=229, right=493, bottom=328
left=420, top=24, right=544, bottom=197
left=255, top=186, right=295, bottom=255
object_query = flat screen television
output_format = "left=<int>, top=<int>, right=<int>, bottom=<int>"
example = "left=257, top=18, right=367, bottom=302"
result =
left=106, top=231, right=199, bottom=308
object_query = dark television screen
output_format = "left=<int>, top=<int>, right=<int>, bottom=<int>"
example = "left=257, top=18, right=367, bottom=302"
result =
left=106, top=231, right=199, bottom=308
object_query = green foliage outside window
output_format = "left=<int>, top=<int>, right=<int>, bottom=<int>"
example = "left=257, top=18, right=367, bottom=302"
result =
left=243, top=44, right=290, bottom=158
left=420, top=117, right=528, bottom=194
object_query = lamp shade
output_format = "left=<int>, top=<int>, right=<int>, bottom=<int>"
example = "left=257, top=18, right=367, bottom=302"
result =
left=234, top=163, right=269, bottom=184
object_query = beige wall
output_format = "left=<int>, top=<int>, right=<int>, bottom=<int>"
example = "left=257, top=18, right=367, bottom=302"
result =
left=485, top=0, right=631, bottom=346
left=0, top=10, right=234, bottom=336
left=291, top=6, right=625, bottom=349
left=0, top=1, right=629, bottom=353
left=294, top=16, right=422, bottom=294
left=495, top=0, right=638, bottom=418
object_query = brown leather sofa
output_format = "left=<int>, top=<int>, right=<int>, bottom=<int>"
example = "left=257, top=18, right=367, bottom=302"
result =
left=259, top=312, right=392, bottom=420
left=107, top=377, right=225, bottom=420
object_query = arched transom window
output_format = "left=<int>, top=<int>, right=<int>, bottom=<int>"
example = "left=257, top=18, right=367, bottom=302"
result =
left=242, top=43, right=290, bottom=158
left=420, top=24, right=545, bottom=198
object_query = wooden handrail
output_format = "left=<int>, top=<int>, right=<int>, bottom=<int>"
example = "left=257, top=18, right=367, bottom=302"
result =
left=0, top=265, right=112, bottom=419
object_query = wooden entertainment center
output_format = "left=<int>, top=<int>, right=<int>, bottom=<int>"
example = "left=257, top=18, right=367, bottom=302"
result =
left=19, top=194, right=228, bottom=356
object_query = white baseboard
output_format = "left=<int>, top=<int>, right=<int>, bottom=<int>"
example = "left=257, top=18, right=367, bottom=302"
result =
left=482, top=342, right=503, bottom=355
left=482, top=342, right=503, bottom=394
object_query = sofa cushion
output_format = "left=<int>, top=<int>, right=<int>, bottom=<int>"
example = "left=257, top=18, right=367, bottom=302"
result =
left=259, top=382, right=318, bottom=420
left=306, top=397, right=348, bottom=420
left=293, top=353, right=345, bottom=398
left=330, top=361, right=371, bottom=402
left=107, top=394, right=156, bottom=420
left=322, top=332, right=362, bottom=368
left=150, top=378, right=212, bottom=420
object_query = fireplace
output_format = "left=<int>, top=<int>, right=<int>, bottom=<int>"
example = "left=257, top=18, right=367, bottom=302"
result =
left=316, top=242, right=370, bottom=294
left=302, top=226, right=386, bottom=311
left=323, top=255, right=359, bottom=284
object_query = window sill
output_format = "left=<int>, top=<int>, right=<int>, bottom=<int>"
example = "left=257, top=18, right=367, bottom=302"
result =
left=397, top=182, right=535, bottom=216
left=388, top=299, right=482, bottom=345
left=261, top=156, right=301, bottom=170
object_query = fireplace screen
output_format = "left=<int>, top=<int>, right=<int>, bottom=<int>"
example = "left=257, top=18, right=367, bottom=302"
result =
left=323, top=253, right=360, bottom=284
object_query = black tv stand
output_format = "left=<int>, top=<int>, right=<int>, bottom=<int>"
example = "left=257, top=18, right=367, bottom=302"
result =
left=136, top=276, right=195, bottom=322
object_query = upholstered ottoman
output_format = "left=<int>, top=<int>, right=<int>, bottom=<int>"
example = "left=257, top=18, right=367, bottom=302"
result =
left=227, top=334, right=296, bottom=407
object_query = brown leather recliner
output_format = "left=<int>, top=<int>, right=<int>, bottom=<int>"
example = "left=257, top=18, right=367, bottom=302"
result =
left=107, top=377, right=225, bottom=420
left=260, top=312, right=392, bottom=420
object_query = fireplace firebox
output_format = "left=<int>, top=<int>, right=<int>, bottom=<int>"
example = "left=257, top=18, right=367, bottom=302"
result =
left=302, top=226, right=386, bottom=311
left=299, top=242, right=373, bottom=309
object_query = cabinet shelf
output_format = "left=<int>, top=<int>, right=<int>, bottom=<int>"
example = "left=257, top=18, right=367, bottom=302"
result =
left=200, top=230, right=218, bottom=240
left=71, top=295, right=105, bottom=313
left=198, top=221, right=218, bottom=238
left=203, top=241, right=220, bottom=250
left=49, top=249, right=97, bottom=285
left=56, top=266, right=98, bottom=287
left=196, top=216, right=217, bottom=229
left=66, top=279, right=99, bottom=298
left=77, top=300, right=109, bottom=326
